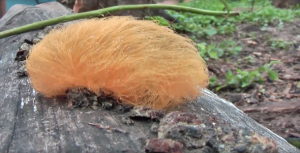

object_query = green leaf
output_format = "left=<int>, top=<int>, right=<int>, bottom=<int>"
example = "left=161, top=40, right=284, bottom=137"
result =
left=214, top=48, right=224, bottom=57
left=219, top=42, right=227, bottom=48
left=225, top=70, right=234, bottom=81
left=233, top=46, right=242, bottom=55
left=145, top=16, right=170, bottom=27
left=258, top=77, right=265, bottom=83
left=208, top=50, right=219, bottom=59
left=258, top=66, right=266, bottom=72
left=197, top=43, right=206, bottom=51
left=267, top=70, right=279, bottom=80
left=204, top=27, right=217, bottom=36
left=249, top=70, right=260, bottom=78
left=236, top=68, right=248, bottom=76
left=207, top=44, right=216, bottom=50
left=241, top=79, right=252, bottom=88
left=197, top=43, right=207, bottom=57
left=264, top=61, right=281, bottom=68
left=209, top=76, right=218, bottom=87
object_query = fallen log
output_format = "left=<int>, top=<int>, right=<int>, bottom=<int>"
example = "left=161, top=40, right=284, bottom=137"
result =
left=0, top=2, right=299, bottom=153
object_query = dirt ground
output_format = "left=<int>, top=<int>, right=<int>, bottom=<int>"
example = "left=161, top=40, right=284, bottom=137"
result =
left=204, top=20, right=300, bottom=143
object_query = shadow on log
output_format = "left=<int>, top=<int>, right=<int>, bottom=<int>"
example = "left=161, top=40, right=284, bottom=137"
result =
left=0, top=2, right=299, bottom=153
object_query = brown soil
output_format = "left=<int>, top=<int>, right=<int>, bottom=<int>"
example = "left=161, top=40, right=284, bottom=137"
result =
left=205, top=20, right=300, bottom=142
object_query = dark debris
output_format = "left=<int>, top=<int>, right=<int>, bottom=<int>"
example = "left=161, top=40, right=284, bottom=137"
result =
left=116, top=104, right=134, bottom=113
left=145, top=138, right=184, bottom=153
left=157, top=111, right=278, bottom=153
left=129, top=107, right=166, bottom=121
left=16, top=61, right=28, bottom=77
left=66, top=87, right=98, bottom=109
left=100, top=98, right=115, bottom=110
left=15, top=49, right=29, bottom=61
left=121, top=116, right=135, bottom=125
left=15, top=25, right=55, bottom=77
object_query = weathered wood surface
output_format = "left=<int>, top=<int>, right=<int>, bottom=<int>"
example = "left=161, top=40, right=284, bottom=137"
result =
left=0, top=2, right=299, bottom=153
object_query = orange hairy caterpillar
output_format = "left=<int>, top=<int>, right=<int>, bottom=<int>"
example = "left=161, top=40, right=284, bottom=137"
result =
left=26, top=16, right=209, bottom=109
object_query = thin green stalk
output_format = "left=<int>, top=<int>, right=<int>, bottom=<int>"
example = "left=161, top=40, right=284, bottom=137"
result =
left=219, top=0, right=231, bottom=14
left=251, top=0, right=255, bottom=12
left=0, top=4, right=239, bottom=39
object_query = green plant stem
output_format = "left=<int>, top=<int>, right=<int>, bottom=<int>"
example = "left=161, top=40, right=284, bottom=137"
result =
left=219, top=0, right=231, bottom=14
left=216, top=84, right=228, bottom=91
left=0, top=4, right=239, bottom=39
left=251, top=0, right=255, bottom=11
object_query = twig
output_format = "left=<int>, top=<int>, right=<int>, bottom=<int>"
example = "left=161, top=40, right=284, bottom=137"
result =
left=283, top=82, right=292, bottom=98
left=279, top=75, right=300, bottom=81
left=87, top=122, right=129, bottom=134
left=0, top=4, right=239, bottom=39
